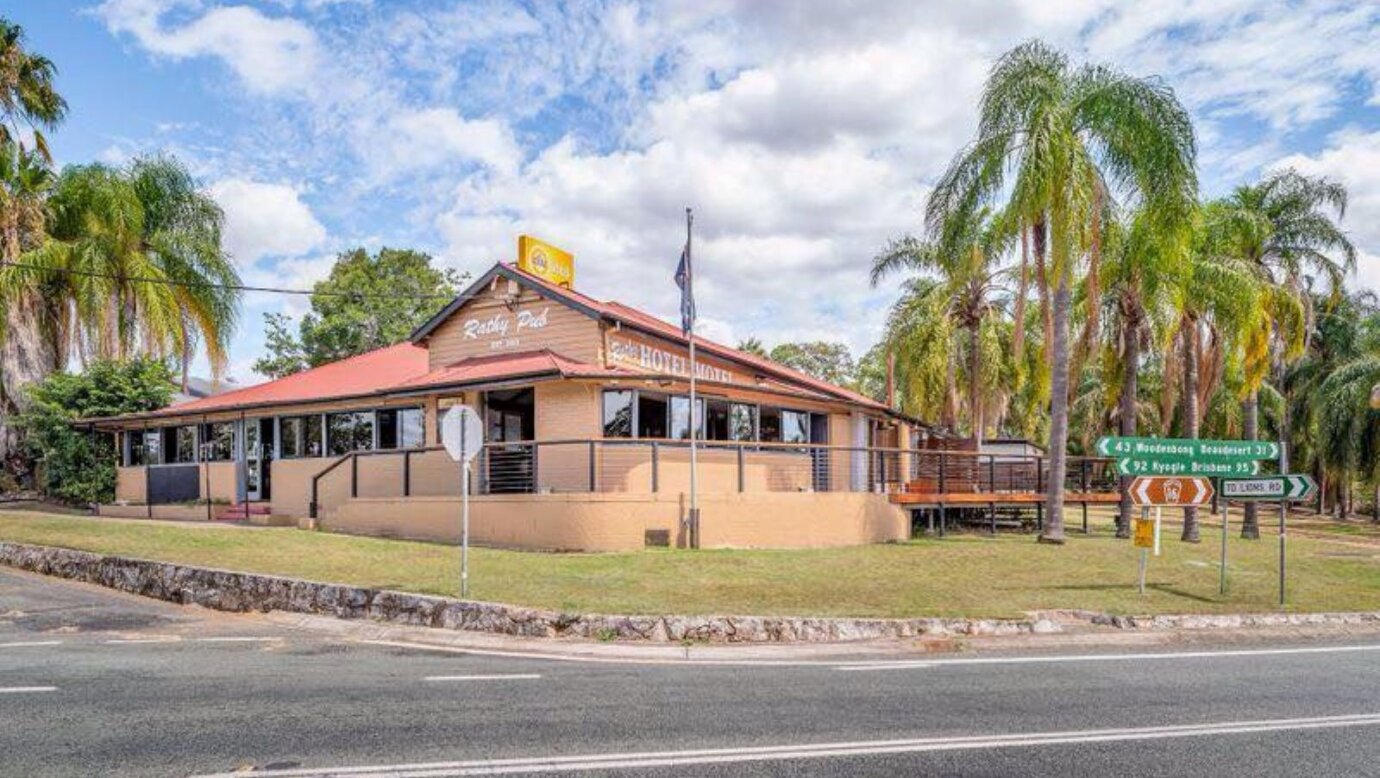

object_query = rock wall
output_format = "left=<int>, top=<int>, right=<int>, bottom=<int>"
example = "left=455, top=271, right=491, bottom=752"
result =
left=0, top=541, right=1049, bottom=642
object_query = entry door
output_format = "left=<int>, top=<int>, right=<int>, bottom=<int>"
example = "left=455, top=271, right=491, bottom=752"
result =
left=810, top=413, right=831, bottom=492
left=243, top=420, right=264, bottom=501
left=484, top=388, right=535, bottom=493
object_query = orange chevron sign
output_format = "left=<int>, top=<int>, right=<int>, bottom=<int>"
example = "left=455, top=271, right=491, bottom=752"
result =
left=1128, top=476, right=1214, bottom=507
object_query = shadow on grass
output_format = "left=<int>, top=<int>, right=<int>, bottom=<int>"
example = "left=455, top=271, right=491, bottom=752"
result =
left=1038, top=582, right=1220, bottom=604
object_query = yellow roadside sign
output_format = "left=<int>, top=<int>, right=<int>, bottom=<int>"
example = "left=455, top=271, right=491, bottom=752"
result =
left=1133, top=518, right=1156, bottom=549
left=517, top=235, right=574, bottom=288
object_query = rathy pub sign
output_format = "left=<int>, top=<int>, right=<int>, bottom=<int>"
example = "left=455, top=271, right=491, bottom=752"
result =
left=463, top=307, right=550, bottom=351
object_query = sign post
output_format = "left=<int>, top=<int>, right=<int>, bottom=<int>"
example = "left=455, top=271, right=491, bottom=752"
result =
left=442, top=405, right=483, bottom=599
left=1220, top=474, right=1317, bottom=606
left=1128, top=476, right=1214, bottom=594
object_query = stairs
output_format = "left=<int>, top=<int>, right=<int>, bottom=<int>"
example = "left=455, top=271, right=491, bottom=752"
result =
left=216, top=503, right=271, bottom=521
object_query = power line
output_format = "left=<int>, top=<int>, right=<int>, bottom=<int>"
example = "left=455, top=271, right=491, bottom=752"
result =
left=0, top=260, right=459, bottom=302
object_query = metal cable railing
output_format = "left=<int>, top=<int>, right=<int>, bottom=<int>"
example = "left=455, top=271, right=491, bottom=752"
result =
left=308, top=440, right=1117, bottom=519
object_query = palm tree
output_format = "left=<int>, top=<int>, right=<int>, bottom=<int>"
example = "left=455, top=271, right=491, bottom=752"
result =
left=1205, top=171, right=1354, bottom=537
left=928, top=40, right=1197, bottom=542
left=0, top=17, right=64, bottom=472
left=0, top=19, right=66, bottom=161
left=19, top=156, right=241, bottom=383
left=872, top=207, right=1012, bottom=445
left=1289, top=293, right=1380, bottom=517
left=0, top=138, right=55, bottom=469
left=1097, top=208, right=1190, bottom=536
left=1166, top=235, right=1275, bottom=541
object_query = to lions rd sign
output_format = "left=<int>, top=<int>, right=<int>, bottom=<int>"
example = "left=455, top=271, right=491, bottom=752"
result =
left=1129, top=476, right=1214, bottom=507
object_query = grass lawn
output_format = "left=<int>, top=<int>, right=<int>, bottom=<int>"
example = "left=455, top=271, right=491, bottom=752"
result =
left=2, top=508, right=1379, bottom=619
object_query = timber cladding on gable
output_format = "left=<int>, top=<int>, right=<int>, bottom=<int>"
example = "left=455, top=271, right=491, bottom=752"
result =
left=422, top=285, right=602, bottom=370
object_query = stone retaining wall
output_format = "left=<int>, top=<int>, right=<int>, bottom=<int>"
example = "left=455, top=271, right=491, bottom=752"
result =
left=0, top=542, right=1048, bottom=642
left=5, top=541, right=1378, bottom=642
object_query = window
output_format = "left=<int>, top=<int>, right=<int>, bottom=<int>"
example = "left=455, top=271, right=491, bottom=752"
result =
left=162, top=426, right=197, bottom=463
left=637, top=393, right=668, bottom=438
left=729, top=403, right=757, bottom=441
left=126, top=430, right=160, bottom=466
left=377, top=409, right=398, bottom=450
left=279, top=415, right=323, bottom=458
left=327, top=412, right=374, bottom=455
left=201, top=422, right=235, bottom=461
left=602, top=390, right=634, bottom=438
left=670, top=395, right=705, bottom=440
left=781, top=410, right=810, bottom=444
left=705, top=399, right=730, bottom=441
left=759, top=407, right=781, bottom=442
left=377, top=407, right=425, bottom=449
left=399, top=408, right=424, bottom=448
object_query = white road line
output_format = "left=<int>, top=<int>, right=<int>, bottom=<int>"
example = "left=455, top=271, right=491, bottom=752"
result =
left=362, top=638, right=1380, bottom=669
left=359, top=639, right=830, bottom=666
left=0, top=686, right=57, bottom=694
left=103, top=637, right=182, bottom=644
left=187, top=711, right=1380, bottom=777
left=832, top=642, right=1380, bottom=671
left=423, top=674, right=542, bottom=682
left=194, top=636, right=283, bottom=643
left=0, top=641, right=63, bottom=648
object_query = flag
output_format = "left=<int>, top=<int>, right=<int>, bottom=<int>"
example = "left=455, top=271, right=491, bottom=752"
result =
left=674, top=244, right=695, bottom=336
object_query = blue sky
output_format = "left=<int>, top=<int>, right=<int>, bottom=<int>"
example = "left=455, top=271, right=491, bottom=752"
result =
left=11, top=0, right=1380, bottom=381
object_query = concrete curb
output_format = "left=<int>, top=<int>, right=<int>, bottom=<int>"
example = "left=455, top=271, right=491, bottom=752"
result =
left=5, top=541, right=1379, bottom=643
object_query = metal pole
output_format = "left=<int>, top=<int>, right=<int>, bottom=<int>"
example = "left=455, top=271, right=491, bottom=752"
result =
left=1279, top=441, right=1289, bottom=607
left=1220, top=500, right=1229, bottom=595
left=461, top=460, right=470, bottom=599
left=1138, top=506, right=1149, bottom=594
left=686, top=207, right=700, bottom=548
left=202, top=415, right=212, bottom=522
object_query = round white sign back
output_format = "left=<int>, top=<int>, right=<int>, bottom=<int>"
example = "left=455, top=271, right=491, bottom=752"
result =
left=441, top=405, right=483, bottom=463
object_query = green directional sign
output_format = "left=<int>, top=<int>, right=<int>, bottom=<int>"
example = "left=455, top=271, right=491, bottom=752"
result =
left=1095, top=436, right=1279, bottom=461
left=1220, top=475, right=1317, bottom=502
left=1115, top=458, right=1260, bottom=477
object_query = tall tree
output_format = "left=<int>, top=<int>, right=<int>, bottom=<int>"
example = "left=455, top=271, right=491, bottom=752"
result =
left=0, top=18, right=65, bottom=475
left=19, top=156, right=241, bottom=381
left=1098, top=208, right=1190, bottom=536
left=1205, top=170, right=1354, bottom=537
left=928, top=40, right=1197, bottom=542
left=254, top=247, right=463, bottom=378
left=873, top=206, right=1012, bottom=445
left=0, top=19, right=66, bottom=161
left=768, top=342, right=858, bottom=388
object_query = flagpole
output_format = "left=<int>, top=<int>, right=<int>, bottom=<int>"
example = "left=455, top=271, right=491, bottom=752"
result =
left=686, top=207, right=699, bottom=548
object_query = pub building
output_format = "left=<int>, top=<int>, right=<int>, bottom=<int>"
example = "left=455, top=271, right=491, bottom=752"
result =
left=92, top=245, right=935, bottom=551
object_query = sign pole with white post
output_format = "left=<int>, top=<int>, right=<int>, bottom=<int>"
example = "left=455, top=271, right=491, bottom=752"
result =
left=442, top=405, right=483, bottom=599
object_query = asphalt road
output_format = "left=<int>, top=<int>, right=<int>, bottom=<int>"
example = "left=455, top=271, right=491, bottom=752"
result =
left=5, top=568, right=1380, bottom=777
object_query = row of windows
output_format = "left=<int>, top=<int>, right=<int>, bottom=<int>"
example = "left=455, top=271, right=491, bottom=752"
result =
left=601, top=390, right=813, bottom=443
left=124, top=408, right=425, bottom=466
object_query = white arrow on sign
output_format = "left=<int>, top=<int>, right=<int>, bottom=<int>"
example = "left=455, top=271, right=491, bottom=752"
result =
left=1221, top=474, right=1317, bottom=502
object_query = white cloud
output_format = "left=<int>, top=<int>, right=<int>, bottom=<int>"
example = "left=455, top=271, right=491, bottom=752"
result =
left=209, top=179, right=327, bottom=266
left=94, top=0, right=1380, bottom=367
left=96, top=0, right=321, bottom=94
left=379, top=108, right=522, bottom=177
left=1275, top=129, right=1380, bottom=291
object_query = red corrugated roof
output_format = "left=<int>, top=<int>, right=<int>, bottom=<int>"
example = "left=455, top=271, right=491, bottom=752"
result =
left=395, top=349, right=631, bottom=391
left=501, top=263, right=889, bottom=411
left=116, top=261, right=890, bottom=423
left=157, top=342, right=431, bottom=416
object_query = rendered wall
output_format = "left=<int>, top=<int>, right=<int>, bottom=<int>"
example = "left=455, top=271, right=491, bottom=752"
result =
left=112, top=462, right=237, bottom=505
left=321, top=492, right=908, bottom=551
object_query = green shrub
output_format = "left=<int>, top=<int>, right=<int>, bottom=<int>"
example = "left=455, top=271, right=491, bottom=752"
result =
left=19, top=358, right=172, bottom=505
